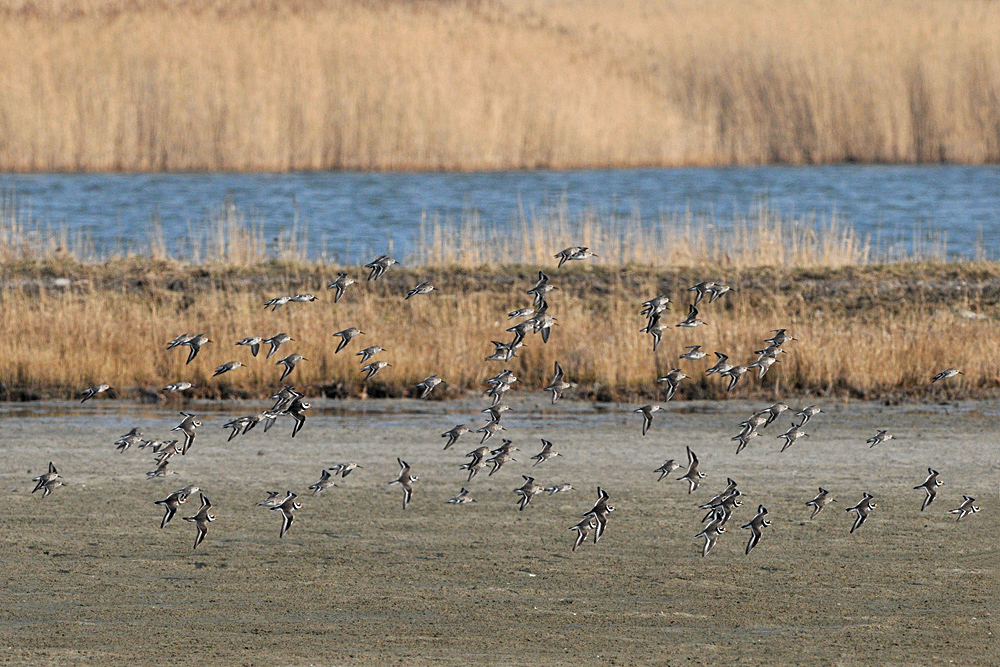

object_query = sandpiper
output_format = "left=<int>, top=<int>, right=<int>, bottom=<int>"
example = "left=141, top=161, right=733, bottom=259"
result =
left=447, top=488, right=476, bottom=504
left=146, top=458, right=178, bottom=479
left=544, top=362, right=574, bottom=404
left=182, top=334, right=211, bottom=364
left=705, top=352, right=732, bottom=376
left=235, top=336, right=262, bottom=357
left=508, top=307, right=535, bottom=319
left=676, top=304, right=706, bottom=328
left=356, top=345, right=385, bottom=364
left=806, top=487, right=836, bottom=518
left=680, top=345, right=706, bottom=361
left=546, top=483, right=573, bottom=495
left=264, top=296, right=291, bottom=311
left=866, top=430, right=893, bottom=448
left=742, top=505, right=771, bottom=555
left=416, top=375, right=444, bottom=399
left=657, top=369, right=687, bottom=401
left=276, top=353, right=307, bottom=382
left=115, top=427, right=144, bottom=452
left=765, top=329, right=796, bottom=346
left=913, top=468, right=942, bottom=511
left=388, top=458, right=418, bottom=509
left=640, top=313, right=667, bottom=351
left=332, top=327, right=364, bottom=353
left=163, top=381, right=194, bottom=393
left=263, top=333, right=292, bottom=359
left=223, top=416, right=251, bottom=442
left=762, top=402, right=789, bottom=426
left=476, top=421, right=506, bottom=444
left=361, top=360, right=390, bottom=381
left=365, top=255, right=398, bottom=281
left=641, top=295, right=671, bottom=317
left=654, top=459, right=681, bottom=482
left=514, top=476, right=544, bottom=510
left=31, top=462, right=62, bottom=497
left=931, top=368, right=963, bottom=383
left=794, top=405, right=822, bottom=426
left=570, top=517, right=597, bottom=551
left=633, top=404, right=662, bottom=436
left=171, top=412, right=201, bottom=454
left=329, top=462, right=363, bottom=478
left=554, top=246, right=597, bottom=267
left=212, top=361, right=243, bottom=377
left=405, top=281, right=435, bottom=299
left=486, top=449, right=517, bottom=476
left=688, top=281, right=715, bottom=306
left=719, top=364, right=748, bottom=392
left=481, top=404, right=511, bottom=424
left=777, top=425, right=809, bottom=452
left=748, top=355, right=779, bottom=379
left=154, top=491, right=187, bottom=528
left=707, top=283, right=732, bottom=303
left=583, top=487, right=614, bottom=543
left=255, top=491, right=283, bottom=508
left=677, top=446, right=705, bottom=493
left=442, top=425, right=471, bottom=450
left=287, top=396, right=311, bottom=437
left=80, top=384, right=111, bottom=403
left=461, top=448, right=489, bottom=482
left=531, top=439, right=561, bottom=465
left=949, top=495, right=980, bottom=521
left=290, top=293, right=317, bottom=304
left=846, top=492, right=877, bottom=533
left=309, top=469, right=338, bottom=495
left=182, top=493, right=215, bottom=550
left=327, top=272, right=356, bottom=302
left=271, top=492, right=301, bottom=537
left=167, top=333, right=194, bottom=349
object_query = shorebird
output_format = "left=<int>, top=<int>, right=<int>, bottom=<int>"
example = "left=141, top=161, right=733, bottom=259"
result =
left=486, top=448, right=517, bottom=475
left=633, top=404, right=662, bottom=436
left=476, top=421, right=506, bottom=444
left=212, top=361, right=243, bottom=377
left=263, top=333, right=292, bottom=359
left=762, top=402, right=789, bottom=426
left=583, top=487, right=614, bottom=543
left=481, top=404, right=511, bottom=424
left=309, top=469, right=339, bottom=495
left=327, top=272, right=356, bottom=302
left=163, top=381, right=194, bottom=393
left=688, top=281, right=715, bottom=306
left=361, top=360, right=390, bottom=381
left=931, top=368, right=963, bottom=383
left=732, top=422, right=759, bottom=455
left=554, top=246, right=597, bottom=267
left=235, top=336, right=262, bottom=357
left=483, top=381, right=512, bottom=407
left=447, top=488, right=476, bottom=504
left=695, top=515, right=726, bottom=557
left=514, top=476, right=544, bottom=510
left=530, top=313, right=557, bottom=343
left=777, top=426, right=809, bottom=452
left=913, top=468, right=942, bottom=511
left=255, top=491, right=283, bottom=508
left=719, top=364, right=748, bottom=392
left=677, top=446, right=705, bottom=493
left=680, top=345, right=706, bottom=361
left=949, top=495, right=980, bottom=521
left=80, top=384, right=110, bottom=403
left=742, top=505, right=771, bottom=555
left=31, top=462, right=62, bottom=497
left=276, top=353, right=306, bottom=382
left=794, top=405, right=822, bottom=426
left=264, top=296, right=291, bottom=311
left=182, top=493, right=215, bottom=550
left=115, top=428, right=144, bottom=452
left=171, top=412, right=201, bottom=454
left=705, top=352, right=732, bottom=376
left=405, top=281, right=435, bottom=299
left=365, top=254, right=398, bottom=281
left=506, top=321, right=533, bottom=349
left=846, top=492, right=877, bottom=533
left=640, top=312, right=667, bottom=351
left=167, top=333, right=194, bottom=350
left=531, top=439, right=562, bottom=465
left=866, top=430, right=893, bottom=448
left=461, top=447, right=489, bottom=482
left=416, top=375, right=444, bottom=399
left=765, top=329, right=796, bottom=346
left=332, top=327, right=364, bottom=353
left=657, top=369, right=687, bottom=401
left=526, top=272, right=556, bottom=308
left=151, top=440, right=182, bottom=461
left=545, top=483, right=573, bottom=495
left=286, top=397, right=311, bottom=437
left=328, top=462, right=362, bottom=478
left=182, top=334, right=211, bottom=364
left=271, top=492, right=301, bottom=537
left=570, top=517, right=597, bottom=551
left=508, top=307, right=535, bottom=319
left=806, top=487, right=836, bottom=518
left=223, top=416, right=251, bottom=442
left=543, top=362, right=574, bottom=404
left=154, top=491, right=187, bottom=528
left=707, top=283, right=732, bottom=303
left=146, top=458, right=178, bottom=479
left=641, top=295, right=671, bottom=317
left=748, top=355, right=779, bottom=379
left=356, top=345, right=385, bottom=364
left=290, top=293, right=317, bottom=304
left=442, top=425, right=471, bottom=450
left=654, top=459, right=681, bottom=482
left=388, top=458, right=418, bottom=509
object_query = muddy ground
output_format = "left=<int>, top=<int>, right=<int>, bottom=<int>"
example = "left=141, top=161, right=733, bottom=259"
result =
left=1, top=397, right=998, bottom=666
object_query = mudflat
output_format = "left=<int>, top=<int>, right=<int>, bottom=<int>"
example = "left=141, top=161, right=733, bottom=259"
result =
left=1, top=398, right=998, bottom=666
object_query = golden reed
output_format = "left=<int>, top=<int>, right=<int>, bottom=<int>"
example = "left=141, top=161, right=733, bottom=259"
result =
left=1, top=0, right=999, bottom=171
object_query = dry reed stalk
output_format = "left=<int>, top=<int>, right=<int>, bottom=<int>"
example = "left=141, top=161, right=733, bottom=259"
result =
left=1, top=0, right=998, bottom=171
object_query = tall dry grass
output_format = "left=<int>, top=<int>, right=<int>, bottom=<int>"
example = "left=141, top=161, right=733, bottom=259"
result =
left=1, top=0, right=999, bottom=171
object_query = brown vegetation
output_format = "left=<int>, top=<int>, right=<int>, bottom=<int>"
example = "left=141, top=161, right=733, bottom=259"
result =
left=1, top=0, right=999, bottom=171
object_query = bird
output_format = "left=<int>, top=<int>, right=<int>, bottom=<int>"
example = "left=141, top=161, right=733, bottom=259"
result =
left=416, top=375, right=444, bottom=399
left=222, top=416, right=251, bottom=442
left=365, top=254, right=398, bottom=281
left=405, top=281, right=435, bottom=299
left=913, top=468, right=942, bottom=511
left=356, top=345, right=385, bottom=364
left=145, top=458, right=178, bottom=479
left=328, top=462, right=363, bottom=478
left=286, top=397, right=311, bottom=437
left=154, top=491, right=187, bottom=528
left=182, top=334, right=211, bottom=364
left=742, top=505, right=771, bottom=555
left=688, top=281, right=715, bottom=306
left=633, top=404, right=662, bottom=436
left=554, top=246, right=597, bottom=267
left=694, top=515, right=726, bottom=557
left=163, top=381, right=194, bottom=393
left=388, top=458, right=418, bottom=509
left=676, top=304, right=706, bottom=328
left=486, top=448, right=517, bottom=476
left=677, top=446, right=705, bottom=493
left=309, top=469, right=338, bottom=495
left=846, top=492, right=877, bottom=533
left=762, top=402, right=789, bottom=427
left=794, top=405, right=823, bottom=426
left=949, top=496, right=980, bottom=521
left=777, top=426, right=809, bottom=452
left=80, top=384, right=110, bottom=403
left=182, top=493, right=215, bottom=550
left=657, top=369, right=688, bottom=401
left=31, top=462, right=62, bottom=497
left=680, top=345, right=706, bottom=361
left=255, top=491, right=283, bottom=508
left=290, top=294, right=317, bottom=304
left=545, top=483, right=574, bottom=495
left=748, top=355, right=779, bottom=379
left=212, top=361, right=243, bottom=377
left=271, top=492, right=301, bottom=538
left=481, top=404, right=510, bottom=424
left=460, top=447, right=489, bottom=482
left=707, top=283, right=732, bottom=303
left=263, top=296, right=291, bottom=311
left=166, top=333, right=194, bottom=350
left=866, top=430, right=893, bottom=448
left=543, top=362, right=573, bottom=404
left=719, top=364, right=748, bottom=392
left=583, top=487, right=614, bottom=543
left=806, top=487, right=836, bottom=518
left=332, top=327, right=364, bottom=353
left=276, top=353, right=306, bottom=382
left=932, top=368, right=963, bottom=383
left=508, top=307, right=535, bottom=319
left=514, top=476, right=543, bottom=511
left=641, top=295, right=671, bottom=317
left=569, top=517, right=598, bottom=551
left=765, top=329, right=796, bottom=346
left=447, top=488, right=476, bottom=504
left=171, top=412, right=201, bottom=454
left=530, top=312, right=557, bottom=344
left=327, top=272, right=356, bottom=302
left=640, top=312, right=667, bottom=351
left=361, top=361, right=390, bottom=381
left=114, top=428, right=144, bottom=452
left=441, top=425, right=471, bottom=450
left=263, top=333, right=292, bottom=359
left=235, top=337, right=262, bottom=357
left=705, top=352, right=732, bottom=376
left=476, top=421, right=506, bottom=444
left=531, top=439, right=561, bottom=465
left=526, top=272, right=556, bottom=308
left=654, top=459, right=681, bottom=482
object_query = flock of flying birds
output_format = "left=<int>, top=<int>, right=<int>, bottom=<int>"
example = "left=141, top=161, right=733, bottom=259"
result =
left=31, top=246, right=981, bottom=556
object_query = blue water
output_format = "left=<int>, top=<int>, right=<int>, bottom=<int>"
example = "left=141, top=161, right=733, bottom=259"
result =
left=2, top=165, right=998, bottom=262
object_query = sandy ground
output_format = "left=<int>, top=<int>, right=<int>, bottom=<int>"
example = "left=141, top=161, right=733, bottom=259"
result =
left=1, top=396, right=998, bottom=666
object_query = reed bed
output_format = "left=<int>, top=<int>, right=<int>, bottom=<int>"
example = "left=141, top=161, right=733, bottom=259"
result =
left=1, top=0, right=999, bottom=171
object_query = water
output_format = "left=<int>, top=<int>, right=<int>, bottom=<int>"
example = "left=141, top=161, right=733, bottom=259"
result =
left=2, top=165, right=998, bottom=262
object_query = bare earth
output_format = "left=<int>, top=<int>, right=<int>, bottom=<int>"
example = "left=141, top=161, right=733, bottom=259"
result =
left=1, top=397, right=998, bottom=666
